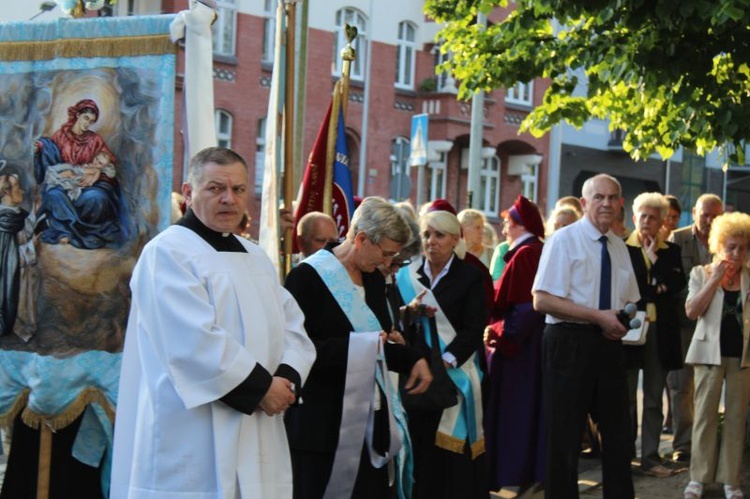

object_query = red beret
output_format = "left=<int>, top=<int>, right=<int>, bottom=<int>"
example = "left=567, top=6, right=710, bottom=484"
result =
left=426, top=199, right=457, bottom=216
left=507, top=195, right=544, bottom=239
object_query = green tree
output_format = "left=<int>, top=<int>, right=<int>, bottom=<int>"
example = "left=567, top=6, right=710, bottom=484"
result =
left=425, top=0, right=750, bottom=163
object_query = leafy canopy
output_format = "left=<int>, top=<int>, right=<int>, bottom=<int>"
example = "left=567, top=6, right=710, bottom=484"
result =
left=424, top=0, right=750, bottom=164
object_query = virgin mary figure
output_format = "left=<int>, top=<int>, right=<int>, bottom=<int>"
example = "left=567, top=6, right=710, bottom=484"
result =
left=34, top=99, right=125, bottom=249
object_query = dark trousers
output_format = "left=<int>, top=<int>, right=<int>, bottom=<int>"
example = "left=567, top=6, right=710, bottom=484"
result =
left=543, top=323, right=634, bottom=499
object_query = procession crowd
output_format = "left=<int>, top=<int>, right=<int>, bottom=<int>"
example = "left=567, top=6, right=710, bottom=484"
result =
left=2, top=147, right=748, bottom=499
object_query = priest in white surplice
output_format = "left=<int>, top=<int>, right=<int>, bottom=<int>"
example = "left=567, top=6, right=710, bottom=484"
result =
left=111, top=147, right=316, bottom=499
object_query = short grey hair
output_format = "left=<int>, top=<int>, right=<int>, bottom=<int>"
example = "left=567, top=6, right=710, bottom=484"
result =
left=347, top=196, right=410, bottom=245
left=395, top=206, right=422, bottom=260
left=632, top=192, right=668, bottom=219
left=187, top=147, right=247, bottom=187
left=581, top=173, right=622, bottom=199
left=694, top=193, right=723, bottom=210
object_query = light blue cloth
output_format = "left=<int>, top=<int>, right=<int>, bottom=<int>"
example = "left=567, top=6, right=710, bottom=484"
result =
left=305, top=250, right=413, bottom=499
left=396, top=265, right=483, bottom=448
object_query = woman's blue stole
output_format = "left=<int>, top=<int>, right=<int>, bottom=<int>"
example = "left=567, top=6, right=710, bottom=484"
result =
left=396, top=262, right=485, bottom=458
left=305, top=250, right=413, bottom=499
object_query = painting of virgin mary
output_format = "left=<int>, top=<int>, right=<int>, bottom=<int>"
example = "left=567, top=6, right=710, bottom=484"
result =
left=34, top=98, right=125, bottom=249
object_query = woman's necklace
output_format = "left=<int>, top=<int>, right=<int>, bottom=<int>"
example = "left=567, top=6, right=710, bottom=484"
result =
left=726, top=272, right=738, bottom=288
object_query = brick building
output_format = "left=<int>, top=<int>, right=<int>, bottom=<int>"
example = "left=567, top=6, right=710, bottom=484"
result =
left=124, top=0, right=552, bottom=238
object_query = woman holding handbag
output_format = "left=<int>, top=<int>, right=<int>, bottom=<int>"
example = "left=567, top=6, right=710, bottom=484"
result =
left=682, top=212, right=750, bottom=499
left=396, top=205, right=488, bottom=499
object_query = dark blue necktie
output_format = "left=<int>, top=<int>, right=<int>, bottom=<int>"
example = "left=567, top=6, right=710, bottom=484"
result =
left=599, top=235, right=611, bottom=310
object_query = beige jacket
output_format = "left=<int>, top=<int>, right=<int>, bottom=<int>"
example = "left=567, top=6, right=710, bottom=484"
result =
left=684, top=265, right=750, bottom=367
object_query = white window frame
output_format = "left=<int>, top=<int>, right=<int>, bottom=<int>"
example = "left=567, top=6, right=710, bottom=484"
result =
left=434, top=46, right=457, bottom=93
left=390, top=136, right=410, bottom=200
left=427, top=152, right=447, bottom=200
left=479, top=154, right=501, bottom=216
left=395, top=21, right=416, bottom=90
left=262, top=0, right=276, bottom=64
left=215, top=109, right=233, bottom=149
left=505, top=81, right=534, bottom=107
left=213, top=0, right=237, bottom=57
left=521, top=162, right=539, bottom=202
left=333, top=8, right=367, bottom=81
left=255, top=117, right=266, bottom=196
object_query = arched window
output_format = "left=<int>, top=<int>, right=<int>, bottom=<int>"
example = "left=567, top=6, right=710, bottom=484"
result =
left=333, top=8, right=367, bottom=81
left=215, top=109, right=233, bottom=148
left=395, top=21, right=416, bottom=90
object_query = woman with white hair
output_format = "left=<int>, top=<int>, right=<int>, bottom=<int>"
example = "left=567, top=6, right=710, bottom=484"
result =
left=623, top=192, right=685, bottom=478
left=396, top=208, right=488, bottom=498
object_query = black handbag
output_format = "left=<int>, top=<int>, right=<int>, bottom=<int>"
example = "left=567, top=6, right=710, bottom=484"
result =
left=400, top=318, right=458, bottom=411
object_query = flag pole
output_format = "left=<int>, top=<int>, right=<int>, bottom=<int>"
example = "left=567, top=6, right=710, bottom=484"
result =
left=323, top=26, right=357, bottom=215
left=340, top=25, right=357, bottom=121
left=282, top=0, right=297, bottom=275
left=323, top=80, right=342, bottom=216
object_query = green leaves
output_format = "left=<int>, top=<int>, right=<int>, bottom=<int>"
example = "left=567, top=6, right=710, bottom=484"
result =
left=424, top=0, right=750, bottom=164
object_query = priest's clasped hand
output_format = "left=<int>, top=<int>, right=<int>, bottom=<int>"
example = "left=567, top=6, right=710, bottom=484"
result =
left=259, top=376, right=297, bottom=416
left=402, top=358, right=432, bottom=395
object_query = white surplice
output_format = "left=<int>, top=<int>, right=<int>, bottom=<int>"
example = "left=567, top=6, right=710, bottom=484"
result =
left=110, top=226, right=315, bottom=499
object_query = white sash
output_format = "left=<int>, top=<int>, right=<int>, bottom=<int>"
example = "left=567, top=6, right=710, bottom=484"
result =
left=396, top=260, right=485, bottom=458
left=305, top=250, right=413, bottom=498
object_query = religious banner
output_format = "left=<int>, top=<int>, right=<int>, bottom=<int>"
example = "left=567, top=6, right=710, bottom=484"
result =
left=293, top=99, right=355, bottom=252
left=0, top=14, right=176, bottom=496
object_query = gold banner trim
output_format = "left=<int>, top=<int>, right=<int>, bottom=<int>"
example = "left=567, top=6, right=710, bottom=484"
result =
left=0, top=34, right=176, bottom=62
left=0, top=387, right=115, bottom=430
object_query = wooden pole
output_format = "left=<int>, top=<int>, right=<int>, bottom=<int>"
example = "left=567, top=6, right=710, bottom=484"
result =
left=339, top=25, right=357, bottom=120
left=283, top=0, right=296, bottom=275
left=36, top=422, right=52, bottom=499
left=323, top=81, right=342, bottom=216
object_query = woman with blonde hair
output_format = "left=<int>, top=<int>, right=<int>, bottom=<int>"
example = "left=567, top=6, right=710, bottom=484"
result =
left=683, top=212, right=750, bottom=499
left=545, top=206, right=580, bottom=237
left=397, top=208, right=488, bottom=498
left=458, top=208, right=494, bottom=267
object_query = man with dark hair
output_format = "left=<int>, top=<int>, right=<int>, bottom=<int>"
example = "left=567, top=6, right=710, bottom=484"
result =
left=111, top=146, right=316, bottom=498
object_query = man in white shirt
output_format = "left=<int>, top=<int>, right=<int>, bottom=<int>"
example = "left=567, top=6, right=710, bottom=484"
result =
left=532, top=174, right=640, bottom=499
left=111, top=147, right=316, bottom=499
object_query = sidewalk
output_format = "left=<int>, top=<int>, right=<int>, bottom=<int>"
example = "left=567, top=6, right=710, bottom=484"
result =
left=492, top=430, right=750, bottom=498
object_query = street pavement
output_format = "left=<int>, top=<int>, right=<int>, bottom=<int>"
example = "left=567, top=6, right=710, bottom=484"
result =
left=1, top=384, right=747, bottom=498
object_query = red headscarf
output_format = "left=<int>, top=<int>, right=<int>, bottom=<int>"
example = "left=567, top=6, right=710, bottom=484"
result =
left=66, top=99, right=100, bottom=125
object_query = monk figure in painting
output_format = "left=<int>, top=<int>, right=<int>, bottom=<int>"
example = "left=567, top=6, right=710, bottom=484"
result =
left=34, top=99, right=124, bottom=249
left=0, top=167, right=28, bottom=336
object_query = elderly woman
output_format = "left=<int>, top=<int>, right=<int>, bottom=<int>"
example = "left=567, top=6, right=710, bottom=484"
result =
left=458, top=208, right=494, bottom=267
left=623, top=192, right=685, bottom=477
left=682, top=212, right=750, bottom=499
left=545, top=206, right=580, bottom=237
left=396, top=209, right=488, bottom=498
left=284, top=196, right=431, bottom=499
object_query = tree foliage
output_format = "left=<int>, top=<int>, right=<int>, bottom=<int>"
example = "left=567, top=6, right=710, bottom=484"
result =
left=424, top=0, right=750, bottom=164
